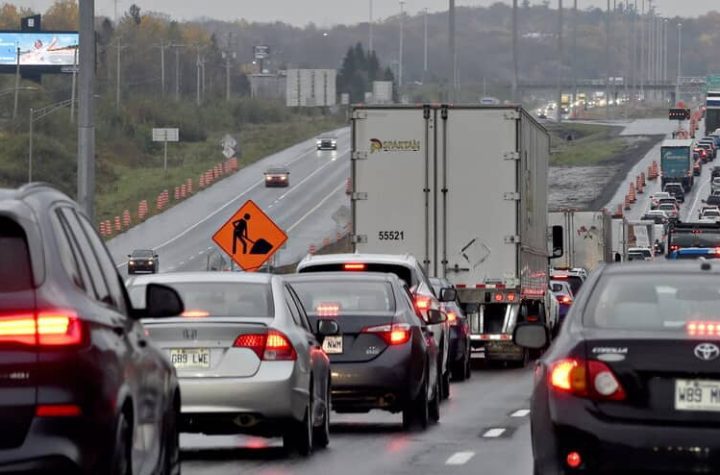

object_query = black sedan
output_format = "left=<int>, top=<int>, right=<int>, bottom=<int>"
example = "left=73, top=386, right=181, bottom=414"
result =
left=286, top=272, right=443, bottom=430
left=430, top=277, right=471, bottom=381
left=516, top=261, right=720, bottom=474
left=0, top=184, right=183, bottom=474
left=128, top=249, right=159, bottom=274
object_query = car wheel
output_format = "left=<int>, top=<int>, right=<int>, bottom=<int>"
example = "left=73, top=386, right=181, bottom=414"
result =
left=515, top=349, right=530, bottom=368
left=313, top=381, right=331, bottom=449
left=442, top=368, right=451, bottom=399
left=284, top=401, right=313, bottom=456
left=452, top=358, right=467, bottom=381
left=403, top=375, right=429, bottom=431
left=464, top=348, right=472, bottom=380
left=428, top=379, right=440, bottom=424
left=103, top=410, right=132, bottom=475
left=160, top=395, right=180, bottom=475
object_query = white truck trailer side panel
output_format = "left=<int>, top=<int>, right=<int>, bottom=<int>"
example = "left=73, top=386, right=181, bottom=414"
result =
left=549, top=211, right=612, bottom=271
left=438, top=108, right=519, bottom=286
left=352, top=107, right=435, bottom=270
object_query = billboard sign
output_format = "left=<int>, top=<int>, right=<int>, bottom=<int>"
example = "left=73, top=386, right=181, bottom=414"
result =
left=0, top=31, right=78, bottom=73
left=254, top=45, right=270, bottom=60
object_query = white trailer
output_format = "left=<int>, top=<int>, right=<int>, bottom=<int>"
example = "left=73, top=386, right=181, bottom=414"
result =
left=350, top=105, right=558, bottom=364
left=549, top=210, right=613, bottom=271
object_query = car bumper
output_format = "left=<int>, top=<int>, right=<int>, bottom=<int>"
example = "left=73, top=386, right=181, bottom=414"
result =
left=264, top=180, right=288, bottom=187
left=317, top=144, right=337, bottom=150
left=0, top=416, right=112, bottom=474
left=470, top=335, right=524, bottom=361
left=128, top=264, right=155, bottom=273
left=179, top=361, right=307, bottom=434
left=537, top=397, right=720, bottom=473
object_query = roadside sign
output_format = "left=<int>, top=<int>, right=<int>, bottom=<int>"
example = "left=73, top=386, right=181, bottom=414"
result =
left=254, top=45, right=270, bottom=60
left=212, top=200, right=287, bottom=271
left=152, top=128, right=179, bottom=142
left=669, top=108, right=691, bottom=121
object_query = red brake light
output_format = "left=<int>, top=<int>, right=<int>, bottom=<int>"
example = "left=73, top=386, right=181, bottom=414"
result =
left=316, top=303, right=340, bottom=317
left=234, top=331, right=297, bottom=361
left=181, top=310, right=210, bottom=318
left=566, top=451, right=582, bottom=469
left=363, top=323, right=412, bottom=345
left=688, top=321, right=720, bottom=337
left=548, top=358, right=625, bottom=401
left=0, top=311, right=83, bottom=347
left=558, top=295, right=573, bottom=305
left=494, top=292, right=504, bottom=302
left=344, top=263, right=366, bottom=271
left=35, top=404, right=82, bottom=417
left=415, top=295, right=431, bottom=311
left=506, top=292, right=517, bottom=302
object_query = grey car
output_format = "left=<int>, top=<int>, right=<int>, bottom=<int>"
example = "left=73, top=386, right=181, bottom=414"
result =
left=126, top=272, right=336, bottom=456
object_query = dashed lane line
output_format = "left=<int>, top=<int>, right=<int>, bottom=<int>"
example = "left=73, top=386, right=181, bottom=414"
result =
left=482, top=428, right=507, bottom=438
left=445, top=452, right=475, bottom=465
left=510, top=409, right=531, bottom=418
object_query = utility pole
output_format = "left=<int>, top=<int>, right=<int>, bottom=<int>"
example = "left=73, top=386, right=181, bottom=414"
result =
left=172, top=44, right=186, bottom=101
left=399, top=1, right=405, bottom=88
left=160, top=40, right=166, bottom=97
left=369, top=0, right=374, bottom=52
left=449, top=0, right=456, bottom=101
left=640, top=0, right=645, bottom=100
left=512, top=0, right=518, bottom=103
left=78, top=0, right=96, bottom=219
left=28, top=108, right=33, bottom=182
left=196, top=46, right=202, bottom=106
left=557, top=0, right=564, bottom=122
left=676, top=22, right=682, bottom=104
left=13, top=47, right=20, bottom=120
left=632, top=0, right=638, bottom=103
left=70, top=47, right=78, bottom=122
left=115, top=40, right=126, bottom=111
left=662, top=18, right=668, bottom=103
left=572, top=0, right=578, bottom=113
left=424, top=8, right=429, bottom=79
left=606, top=0, right=611, bottom=118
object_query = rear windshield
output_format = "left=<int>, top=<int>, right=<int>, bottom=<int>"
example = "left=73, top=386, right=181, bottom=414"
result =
left=552, top=276, right=583, bottom=295
left=299, top=263, right=415, bottom=287
left=585, top=274, right=720, bottom=330
left=0, top=219, right=32, bottom=292
left=291, top=281, right=396, bottom=315
left=128, top=282, right=274, bottom=317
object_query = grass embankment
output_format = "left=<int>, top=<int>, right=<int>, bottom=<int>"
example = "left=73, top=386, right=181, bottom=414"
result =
left=546, top=123, right=627, bottom=166
left=96, top=117, right=343, bottom=223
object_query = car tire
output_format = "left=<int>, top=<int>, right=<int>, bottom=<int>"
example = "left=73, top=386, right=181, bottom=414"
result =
left=516, top=348, right=530, bottom=368
left=464, top=346, right=472, bottom=380
left=102, top=409, right=132, bottom=475
left=428, top=379, right=440, bottom=424
left=452, top=357, right=467, bottom=381
left=442, top=368, right=451, bottom=399
left=403, top=375, right=429, bottom=431
left=284, top=403, right=313, bottom=457
left=313, top=382, right=331, bottom=449
left=160, top=403, right=180, bottom=475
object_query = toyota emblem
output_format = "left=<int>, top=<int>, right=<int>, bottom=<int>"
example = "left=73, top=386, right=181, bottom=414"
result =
left=694, top=343, right=720, bottom=361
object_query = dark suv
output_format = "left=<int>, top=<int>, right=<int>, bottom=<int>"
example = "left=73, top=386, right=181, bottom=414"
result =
left=664, top=182, right=685, bottom=203
left=128, top=249, right=159, bottom=274
left=0, top=184, right=183, bottom=474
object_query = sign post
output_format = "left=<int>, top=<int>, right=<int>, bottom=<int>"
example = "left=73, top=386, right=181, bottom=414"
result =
left=152, top=128, right=179, bottom=171
left=212, top=200, right=287, bottom=272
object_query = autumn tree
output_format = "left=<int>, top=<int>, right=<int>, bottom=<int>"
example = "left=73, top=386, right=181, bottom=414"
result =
left=42, top=0, right=78, bottom=30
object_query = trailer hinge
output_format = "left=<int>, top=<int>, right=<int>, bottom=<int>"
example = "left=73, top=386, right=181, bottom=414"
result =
left=441, top=188, right=448, bottom=193
left=352, top=234, right=368, bottom=244
left=504, top=235, right=521, bottom=244
left=504, top=192, right=521, bottom=201
left=504, top=110, right=520, bottom=120
left=441, top=104, right=449, bottom=120
left=352, top=192, right=368, bottom=201
left=503, top=151, right=520, bottom=161
left=423, top=104, right=432, bottom=120
left=352, top=151, right=368, bottom=160
left=352, top=110, right=368, bottom=120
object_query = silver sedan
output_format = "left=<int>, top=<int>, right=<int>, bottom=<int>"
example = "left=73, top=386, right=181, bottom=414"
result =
left=125, top=272, right=335, bottom=456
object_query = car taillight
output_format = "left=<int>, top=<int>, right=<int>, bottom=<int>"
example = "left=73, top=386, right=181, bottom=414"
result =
left=0, top=311, right=83, bottom=347
left=316, top=303, right=340, bottom=317
left=36, top=404, right=82, bottom=417
left=362, top=323, right=412, bottom=345
left=687, top=321, right=720, bottom=337
left=447, top=312, right=458, bottom=326
left=548, top=358, right=626, bottom=401
left=344, top=263, right=366, bottom=271
left=234, top=330, right=297, bottom=361
left=557, top=295, right=573, bottom=305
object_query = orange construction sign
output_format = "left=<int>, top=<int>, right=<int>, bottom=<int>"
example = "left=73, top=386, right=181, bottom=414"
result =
left=212, top=200, right=288, bottom=272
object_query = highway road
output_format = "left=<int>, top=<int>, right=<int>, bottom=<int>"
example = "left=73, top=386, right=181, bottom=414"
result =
left=107, top=128, right=351, bottom=274
left=180, top=365, right=535, bottom=475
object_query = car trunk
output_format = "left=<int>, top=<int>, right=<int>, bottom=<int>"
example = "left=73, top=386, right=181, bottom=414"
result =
left=584, top=330, right=720, bottom=425
left=0, top=220, right=37, bottom=449
left=142, top=317, right=272, bottom=378
left=308, top=312, right=396, bottom=363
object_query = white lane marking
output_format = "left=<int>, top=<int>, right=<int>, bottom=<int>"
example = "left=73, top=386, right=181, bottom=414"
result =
left=207, top=246, right=213, bottom=250
left=511, top=409, right=530, bottom=418
left=482, top=428, right=506, bottom=438
left=114, top=135, right=350, bottom=269
left=268, top=204, right=273, bottom=208
left=178, top=261, right=185, bottom=266
left=688, top=176, right=711, bottom=220
left=445, top=452, right=475, bottom=466
left=286, top=181, right=346, bottom=233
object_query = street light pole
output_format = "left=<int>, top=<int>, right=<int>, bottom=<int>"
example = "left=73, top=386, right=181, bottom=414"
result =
left=78, top=0, right=96, bottom=219
left=449, top=0, right=456, bottom=101
left=606, top=0, right=611, bottom=118
left=676, top=22, right=682, bottom=103
left=663, top=18, right=668, bottom=102
left=424, top=8, right=429, bottom=78
left=369, top=0, right=374, bottom=52
left=512, top=0, right=518, bottom=103
left=70, top=47, right=78, bottom=122
left=196, top=46, right=201, bottom=106
left=399, top=1, right=405, bottom=88
left=160, top=40, right=166, bottom=97
left=557, top=0, right=564, bottom=123
left=13, top=47, right=20, bottom=120
left=28, top=108, right=33, bottom=183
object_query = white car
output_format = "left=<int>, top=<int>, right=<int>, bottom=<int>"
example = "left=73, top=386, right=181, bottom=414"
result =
left=627, top=247, right=653, bottom=261
left=649, top=191, right=671, bottom=209
left=700, top=207, right=720, bottom=221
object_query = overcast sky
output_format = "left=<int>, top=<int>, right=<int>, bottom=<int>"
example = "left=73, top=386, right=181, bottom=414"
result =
left=23, top=0, right=719, bottom=26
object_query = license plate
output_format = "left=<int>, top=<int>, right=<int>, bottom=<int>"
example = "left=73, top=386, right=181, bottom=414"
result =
left=675, top=379, right=720, bottom=412
left=169, top=348, right=210, bottom=369
left=322, top=336, right=343, bottom=354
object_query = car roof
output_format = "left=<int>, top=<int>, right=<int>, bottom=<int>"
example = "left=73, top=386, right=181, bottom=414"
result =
left=298, top=253, right=419, bottom=268
left=126, top=271, right=275, bottom=286
left=283, top=271, right=398, bottom=284
left=602, top=261, right=720, bottom=275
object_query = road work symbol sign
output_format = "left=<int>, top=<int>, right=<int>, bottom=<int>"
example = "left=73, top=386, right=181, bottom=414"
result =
left=212, top=200, right=287, bottom=271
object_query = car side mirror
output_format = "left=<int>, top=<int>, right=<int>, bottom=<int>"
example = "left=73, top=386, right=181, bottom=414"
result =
left=317, top=319, right=340, bottom=337
left=134, top=284, right=184, bottom=319
left=513, top=323, right=549, bottom=350
left=426, top=309, right=447, bottom=325
left=439, top=287, right=457, bottom=302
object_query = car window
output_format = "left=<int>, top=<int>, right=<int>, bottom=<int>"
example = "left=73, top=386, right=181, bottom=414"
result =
left=51, top=212, right=89, bottom=294
left=283, top=287, right=305, bottom=328
left=0, top=218, right=32, bottom=292
left=132, top=250, right=154, bottom=258
left=76, top=211, right=128, bottom=314
left=291, top=280, right=396, bottom=315
left=287, top=286, right=313, bottom=331
left=586, top=274, right=720, bottom=331
left=58, top=208, right=113, bottom=306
